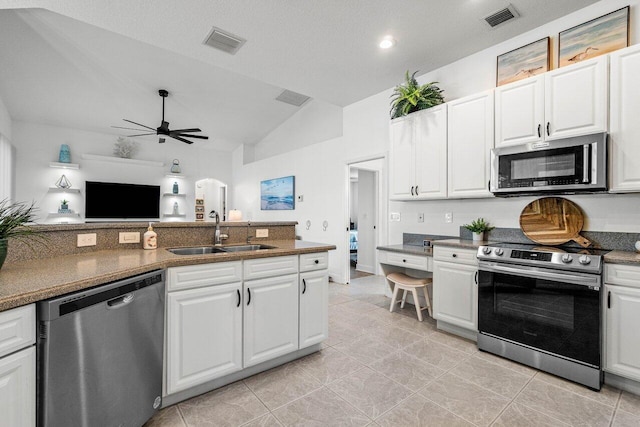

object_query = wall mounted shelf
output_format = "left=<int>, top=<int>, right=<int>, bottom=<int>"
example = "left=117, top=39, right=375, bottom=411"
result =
left=163, top=213, right=186, bottom=218
left=165, top=174, right=188, bottom=179
left=47, top=212, right=81, bottom=218
left=82, top=154, right=164, bottom=167
left=162, top=193, right=186, bottom=197
left=49, top=162, right=79, bottom=170
left=48, top=187, right=81, bottom=193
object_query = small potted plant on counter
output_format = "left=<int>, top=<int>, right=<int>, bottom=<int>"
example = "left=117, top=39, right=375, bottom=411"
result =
left=463, top=218, right=495, bottom=242
left=0, top=199, right=42, bottom=270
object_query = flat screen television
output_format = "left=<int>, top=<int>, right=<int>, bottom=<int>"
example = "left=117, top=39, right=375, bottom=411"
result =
left=85, top=181, right=160, bottom=221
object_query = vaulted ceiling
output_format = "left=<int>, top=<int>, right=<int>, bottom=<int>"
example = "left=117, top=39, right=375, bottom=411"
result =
left=0, top=1, right=599, bottom=151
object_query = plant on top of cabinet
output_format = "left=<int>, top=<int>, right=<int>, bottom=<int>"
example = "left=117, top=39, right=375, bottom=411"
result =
left=390, top=71, right=445, bottom=119
left=0, top=199, right=44, bottom=269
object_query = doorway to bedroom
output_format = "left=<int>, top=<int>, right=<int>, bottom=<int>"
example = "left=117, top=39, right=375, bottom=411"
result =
left=347, top=158, right=383, bottom=283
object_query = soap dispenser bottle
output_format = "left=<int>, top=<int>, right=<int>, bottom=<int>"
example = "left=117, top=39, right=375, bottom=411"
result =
left=172, top=181, right=179, bottom=194
left=143, top=222, right=157, bottom=250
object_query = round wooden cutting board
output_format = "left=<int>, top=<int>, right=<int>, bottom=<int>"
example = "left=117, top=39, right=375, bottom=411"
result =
left=519, top=197, right=592, bottom=248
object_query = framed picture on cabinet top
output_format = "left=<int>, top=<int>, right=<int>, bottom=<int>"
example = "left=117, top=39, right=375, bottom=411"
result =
left=558, top=6, right=629, bottom=67
left=496, top=37, right=550, bottom=86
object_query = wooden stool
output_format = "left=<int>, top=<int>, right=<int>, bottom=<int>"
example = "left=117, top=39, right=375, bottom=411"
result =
left=387, top=272, right=432, bottom=321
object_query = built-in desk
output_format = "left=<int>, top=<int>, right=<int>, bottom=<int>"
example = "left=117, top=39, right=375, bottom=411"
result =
left=377, top=245, right=433, bottom=302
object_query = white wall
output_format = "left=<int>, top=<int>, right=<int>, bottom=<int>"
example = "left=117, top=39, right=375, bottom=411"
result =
left=0, top=95, right=11, bottom=139
left=12, top=121, right=233, bottom=222
left=231, top=0, right=640, bottom=283
left=253, top=99, right=343, bottom=162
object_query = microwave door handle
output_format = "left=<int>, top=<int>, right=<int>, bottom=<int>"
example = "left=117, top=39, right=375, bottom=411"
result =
left=479, top=263, right=600, bottom=287
left=583, top=144, right=590, bottom=183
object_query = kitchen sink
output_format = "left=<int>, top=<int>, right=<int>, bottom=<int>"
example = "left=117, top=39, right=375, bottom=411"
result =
left=168, top=246, right=226, bottom=255
left=168, top=244, right=276, bottom=255
left=219, top=244, right=276, bottom=252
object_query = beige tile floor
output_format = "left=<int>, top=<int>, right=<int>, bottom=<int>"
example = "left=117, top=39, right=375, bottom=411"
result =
left=146, top=275, right=640, bottom=427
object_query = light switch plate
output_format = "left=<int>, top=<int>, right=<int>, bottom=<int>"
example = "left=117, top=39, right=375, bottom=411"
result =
left=77, top=233, right=97, bottom=247
left=390, top=212, right=401, bottom=222
left=418, top=213, right=424, bottom=223
left=256, top=229, right=269, bottom=238
left=445, top=212, right=453, bottom=223
left=119, top=232, right=141, bottom=244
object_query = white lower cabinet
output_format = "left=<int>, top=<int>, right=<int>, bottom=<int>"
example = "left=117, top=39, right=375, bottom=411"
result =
left=243, top=273, right=299, bottom=367
left=432, top=247, right=478, bottom=332
left=0, top=304, right=35, bottom=427
left=166, top=282, right=243, bottom=394
left=299, top=270, right=329, bottom=348
left=604, top=264, right=640, bottom=382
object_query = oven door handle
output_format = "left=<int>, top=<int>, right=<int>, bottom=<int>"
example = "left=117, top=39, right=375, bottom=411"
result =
left=479, top=262, right=601, bottom=288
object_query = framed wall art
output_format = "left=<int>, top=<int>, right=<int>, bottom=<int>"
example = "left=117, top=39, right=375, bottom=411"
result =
left=558, top=6, right=629, bottom=67
left=260, top=176, right=295, bottom=210
left=496, top=37, right=550, bottom=86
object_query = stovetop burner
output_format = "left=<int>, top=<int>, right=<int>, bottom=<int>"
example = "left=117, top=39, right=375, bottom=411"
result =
left=477, top=242, right=608, bottom=274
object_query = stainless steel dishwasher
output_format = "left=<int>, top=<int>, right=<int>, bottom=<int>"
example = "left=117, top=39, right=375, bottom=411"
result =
left=37, top=270, right=165, bottom=427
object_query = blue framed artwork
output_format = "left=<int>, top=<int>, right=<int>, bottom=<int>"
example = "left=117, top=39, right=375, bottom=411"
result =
left=260, top=176, right=295, bottom=210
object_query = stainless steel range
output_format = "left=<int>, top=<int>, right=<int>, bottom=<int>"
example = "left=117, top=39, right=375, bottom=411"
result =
left=477, top=243, right=607, bottom=390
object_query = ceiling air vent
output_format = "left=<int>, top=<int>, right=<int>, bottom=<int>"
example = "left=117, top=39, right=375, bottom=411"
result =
left=484, top=4, right=520, bottom=28
left=203, top=26, right=246, bottom=55
left=275, top=90, right=311, bottom=107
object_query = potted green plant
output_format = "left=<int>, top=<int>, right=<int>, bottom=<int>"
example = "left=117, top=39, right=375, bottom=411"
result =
left=60, top=199, right=69, bottom=210
left=390, top=70, right=445, bottom=119
left=0, top=199, right=41, bottom=270
left=463, top=218, right=495, bottom=242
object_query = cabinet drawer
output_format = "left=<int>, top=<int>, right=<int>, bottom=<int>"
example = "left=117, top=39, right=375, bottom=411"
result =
left=0, top=304, right=35, bottom=358
left=380, top=251, right=431, bottom=271
left=299, top=252, right=329, bottom=272
left=168, top=261, right=243, bottom=291
left=605, top=264, right=640, bottom=288
left=433, top=246, right=478, bottom=266
left=244, top=255, right=299, bottom=281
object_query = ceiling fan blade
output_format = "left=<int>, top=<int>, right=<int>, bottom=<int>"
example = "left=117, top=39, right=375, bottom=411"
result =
left=174, top=133, right=209, bottom=140
left=112, top=125, right=151, bottom=131
left=170, top=128, right=201, bottom=133
left=123, top=119, right=155, bottom=130
left=127, top=132, right=157, bottom=137
left=170, top=135, right=194, bottom=145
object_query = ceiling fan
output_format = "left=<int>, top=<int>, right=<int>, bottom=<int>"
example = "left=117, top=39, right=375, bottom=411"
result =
left=113, top=89, right=208, bottom=144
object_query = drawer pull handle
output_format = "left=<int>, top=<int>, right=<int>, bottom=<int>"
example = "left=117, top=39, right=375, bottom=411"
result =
left=302, top=279, right=307, bottom=294
left=236, top=289, right=241, bottom=307
left=314, top=260, right=319, bottom=264
left=247, top=288, right=251, bottom=306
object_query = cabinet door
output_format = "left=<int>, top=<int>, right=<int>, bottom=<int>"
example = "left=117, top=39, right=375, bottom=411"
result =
left=166, top=282, right=243, bottom=394
left=389, top=116, right=416, bottom=199
left=447, top=91, right=494, bottom=198
left=545, top=56, right=608, bottom=140
left=433, top=261, right=478, bottom=331
left=414, top=105, right=447, bottom=199
left=495, top=75, right=544, bottom=147
left=0, top=346, right=35, bottom=427
left=609, top=44, right=640, bottom=192
left=605, top=284, right=640, bottom=381
left=299, top=270, right=329, bottom=349
left=244, top=274, right=299, bottom=367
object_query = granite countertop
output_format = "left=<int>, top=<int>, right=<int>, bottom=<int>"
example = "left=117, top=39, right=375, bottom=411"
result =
left=376, top=244, right=433, bottom=256
left=604, top=250, right=640, bottom=265
left=0, top=240, right=335, bottom=312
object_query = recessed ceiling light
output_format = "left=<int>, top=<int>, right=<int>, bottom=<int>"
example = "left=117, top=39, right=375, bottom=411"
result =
left=379, top=36, right=396, bottom=49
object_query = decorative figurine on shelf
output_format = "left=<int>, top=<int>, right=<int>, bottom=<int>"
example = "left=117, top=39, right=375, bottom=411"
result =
left=170, top=159, right=181, bottom=174
left=172, top=181, right=179, bottom=194
left=173, top=202, right=179, bottom=215
left=58, top=144, right=71, bottom=163
left=55, top=174, right=72, bottom=189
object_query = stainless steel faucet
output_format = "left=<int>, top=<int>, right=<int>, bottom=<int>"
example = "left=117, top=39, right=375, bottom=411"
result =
left=214, top=212, right=228, bottom=246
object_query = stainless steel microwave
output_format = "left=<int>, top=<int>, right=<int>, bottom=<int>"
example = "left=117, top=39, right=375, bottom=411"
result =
left=490, top=133, right=607, bottom=196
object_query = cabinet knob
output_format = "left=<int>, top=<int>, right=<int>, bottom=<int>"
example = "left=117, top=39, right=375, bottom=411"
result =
left=402, top=259, right=407, bottom=263
left=452, top=254, right=457, bottom=258
left=314, top=259, right=319, bottom=264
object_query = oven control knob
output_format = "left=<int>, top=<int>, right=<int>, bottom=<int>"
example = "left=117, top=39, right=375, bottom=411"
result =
left=495, top=248, right=504, bottom=256
left=482, top=247, right=492, bottom=255
left=561, top=254, right=573, bottom=263
left=578, top=255, right=591, bottom=265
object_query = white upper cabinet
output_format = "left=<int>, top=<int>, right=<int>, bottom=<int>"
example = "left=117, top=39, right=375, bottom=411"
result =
left=389, top=105, right=448, bottom=200
left=495, top=75, right=544, bottom=147
left=447, top=90, right=494, bottom=198
left=495, top=55, right=608, bottom=147
left=545, top=55, right=608, bottom=140
left=609, top=44, right=640, bottom=192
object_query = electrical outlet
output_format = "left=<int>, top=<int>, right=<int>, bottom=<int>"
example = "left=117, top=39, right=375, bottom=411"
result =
left=390, top=212, right=401, bottom=222
left=119, top=232, right=141, bottom=244
left=445, top=212, right=453, bottom=223
left=418, top=213, right=424, bottom=223
left=256, top=229, right=269, bottom=238
left=77, top=233, right=97, bottom=247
